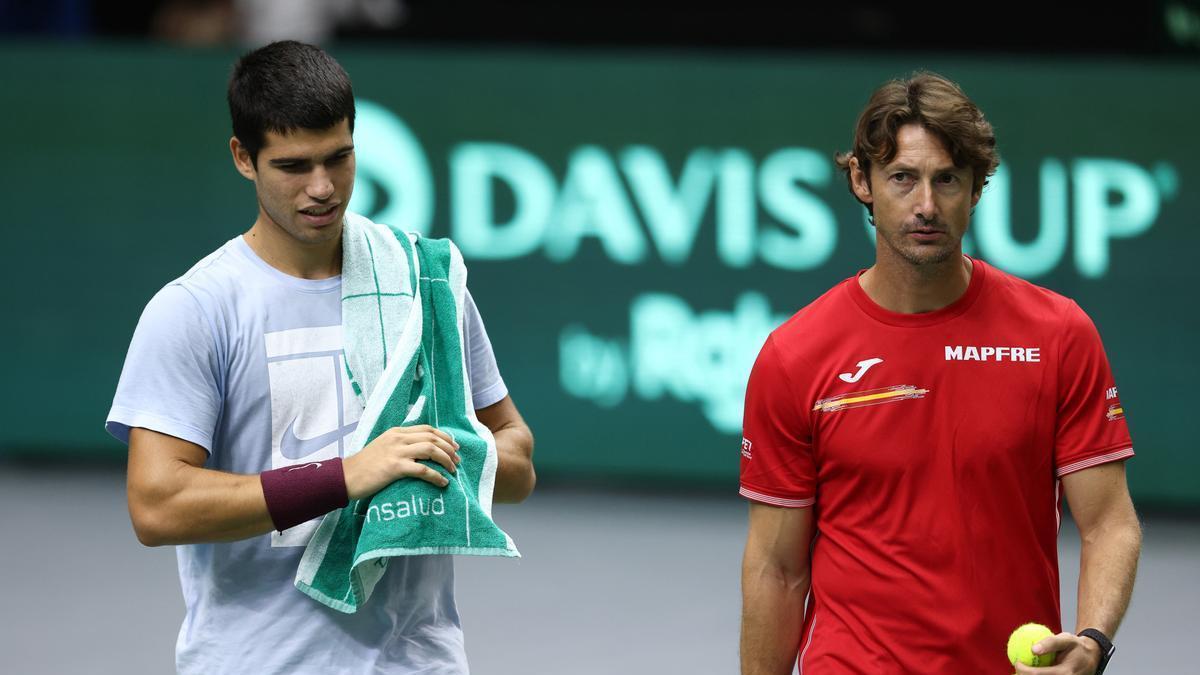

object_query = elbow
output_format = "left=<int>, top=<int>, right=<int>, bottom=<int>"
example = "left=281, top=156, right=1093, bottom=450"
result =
left=1086, top=504, right=1143, bottom=543
left=129, top=506, right=171, bottom=547
left=743, top=549, right=812, bottom=594
left=494, top=427, right=536, bottom=503
left=494, top=449, right=537, bottom=503
left=769, top=561, right=812, bottom=593
left=1126, top=515, right=1144, bottom=553
left=511, top=431, right=537, bottom=502
left=516, top=464, right=537, bottom=503
left=501, top=462, right=537, bottom=504
left=127, top=486, right=179, bottom=547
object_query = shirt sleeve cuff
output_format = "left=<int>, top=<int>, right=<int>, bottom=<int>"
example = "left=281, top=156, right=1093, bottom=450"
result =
left=739, top=486, right=815, bottom=508
left=471, top=379, right=509, bottom=410
left=1056, top=446, right=1135, bottom=477
left=105, top=406, right=214, bottom=453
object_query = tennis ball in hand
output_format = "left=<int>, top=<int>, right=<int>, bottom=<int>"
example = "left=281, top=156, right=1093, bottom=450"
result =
left=1007, top=623, right=1056, bottom=667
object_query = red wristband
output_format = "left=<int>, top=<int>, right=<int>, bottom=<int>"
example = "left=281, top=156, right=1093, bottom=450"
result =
left=260, top=458, right=350, bottom=532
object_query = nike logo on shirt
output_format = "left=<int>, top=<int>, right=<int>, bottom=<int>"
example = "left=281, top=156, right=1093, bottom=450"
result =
left=838, top=358, right=884, bottom=383
left=288, top=462, right=324, bottom=471
left=280, top=418, right=358, bottom=460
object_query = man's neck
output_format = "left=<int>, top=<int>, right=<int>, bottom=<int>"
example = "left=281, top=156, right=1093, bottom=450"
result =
left=859, top=248, right=973, bottom=315
left=244, top=214, right=342, bottom=280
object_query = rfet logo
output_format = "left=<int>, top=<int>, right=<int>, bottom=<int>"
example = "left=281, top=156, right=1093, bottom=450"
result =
left=741, top=438, right=753, bottom=460
left=1105, top=386, right=1125, bottom=421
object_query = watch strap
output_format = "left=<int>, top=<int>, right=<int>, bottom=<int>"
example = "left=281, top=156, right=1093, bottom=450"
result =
left=1077, top=628, right=1115, bottom=674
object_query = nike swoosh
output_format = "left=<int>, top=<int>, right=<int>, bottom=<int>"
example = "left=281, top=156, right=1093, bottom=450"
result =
left=280, top=418, right=359, bottom=460
left=288, top=462, right=323, bottom=471
left=838, top=357, right=884, bottom=383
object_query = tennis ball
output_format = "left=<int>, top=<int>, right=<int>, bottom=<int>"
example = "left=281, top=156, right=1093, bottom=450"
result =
left=1007, top=623, right=1056, bottom=667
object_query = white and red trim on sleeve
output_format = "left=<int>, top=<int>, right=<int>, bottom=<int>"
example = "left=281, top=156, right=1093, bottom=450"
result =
left=1056, top=447, right=1135, bottom=477
left=739, top=486, right=815, bottom=508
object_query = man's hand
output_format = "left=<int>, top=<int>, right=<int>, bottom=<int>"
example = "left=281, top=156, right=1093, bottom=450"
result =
left=343, top=424, right=461, bottom=500
left=1013, top=632, right=1101, bottom=674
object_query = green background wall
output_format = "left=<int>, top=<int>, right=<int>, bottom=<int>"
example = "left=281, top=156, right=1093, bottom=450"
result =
left=2, top=43, right=1195, bottom=505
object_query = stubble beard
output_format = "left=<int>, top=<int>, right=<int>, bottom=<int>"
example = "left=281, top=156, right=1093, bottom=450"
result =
left=878, top=222, right=959, bottom=267
left=261, top=198, right=343, bottom=247
left=894, top=239, right=955, bottom=266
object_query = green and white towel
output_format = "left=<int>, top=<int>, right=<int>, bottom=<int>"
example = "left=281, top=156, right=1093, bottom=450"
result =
left=296, top=212, right=519, bottom=614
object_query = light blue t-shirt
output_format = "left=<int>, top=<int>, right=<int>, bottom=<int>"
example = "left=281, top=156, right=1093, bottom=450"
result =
left=106, top=234, right=508, bottom=675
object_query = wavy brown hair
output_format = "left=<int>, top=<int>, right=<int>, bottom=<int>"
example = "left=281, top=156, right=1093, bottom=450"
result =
left=835, top=71, right=999, bottom=216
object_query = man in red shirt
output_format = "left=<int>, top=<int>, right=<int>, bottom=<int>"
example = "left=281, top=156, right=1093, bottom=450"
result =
left=739, top=72, right=1141, bottom=675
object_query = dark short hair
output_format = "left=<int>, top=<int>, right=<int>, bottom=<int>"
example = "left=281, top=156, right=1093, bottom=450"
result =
left=227, top=40, right=355, bottom=165
left=835, top=71, right=999, bottom=215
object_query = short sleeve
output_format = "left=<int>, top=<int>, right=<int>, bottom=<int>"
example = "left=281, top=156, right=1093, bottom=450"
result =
left=1054, top=301, right=1134, bottom=477
left=105, top=284, right=223, bottom=452
left=739, top=335, right=816, bottom=507
left=462, top=289, right=508, bottom=410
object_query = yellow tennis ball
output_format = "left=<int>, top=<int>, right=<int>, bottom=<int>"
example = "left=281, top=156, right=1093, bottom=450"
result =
left=1007, top=623, right=1056, bottom=667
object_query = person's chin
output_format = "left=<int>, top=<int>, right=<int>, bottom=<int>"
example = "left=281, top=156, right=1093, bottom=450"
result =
left=899, top=242, right=954, bottom=266
left=295, top=216, right=343, bottom=241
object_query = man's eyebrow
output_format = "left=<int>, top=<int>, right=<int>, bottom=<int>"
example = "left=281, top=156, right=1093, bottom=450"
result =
left=268, top=145, right=355, bottom=166
left=882, top=161, right=963, bottom=174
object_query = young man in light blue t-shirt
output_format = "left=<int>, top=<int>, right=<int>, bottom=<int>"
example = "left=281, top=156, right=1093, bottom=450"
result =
left=106, top=40, right=535, bottom=675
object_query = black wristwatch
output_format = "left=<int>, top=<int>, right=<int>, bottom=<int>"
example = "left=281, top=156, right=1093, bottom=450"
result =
left=1078, top=628, right=1115, bottom=674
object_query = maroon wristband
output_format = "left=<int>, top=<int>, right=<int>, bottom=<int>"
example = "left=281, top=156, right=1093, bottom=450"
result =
left=260, top=458, right=350, bottom=532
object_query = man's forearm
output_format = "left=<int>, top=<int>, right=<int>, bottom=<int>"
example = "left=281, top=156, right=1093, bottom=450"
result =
left=130, top=460, right=277, bottom=546
left=1075, top=513, right=1141, bottom=636
left=129, top=427, right=354, bottom=546
left=492, top=425, right=535, bottom=503
left=741, top=559, right=809, bottom=675
left=475, top=397, right=535, bottom=503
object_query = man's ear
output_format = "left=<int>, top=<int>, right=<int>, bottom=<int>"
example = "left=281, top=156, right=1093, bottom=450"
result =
left=849, top=156, right=873, bottom=206
left=230, top=136, right=256, bottom=181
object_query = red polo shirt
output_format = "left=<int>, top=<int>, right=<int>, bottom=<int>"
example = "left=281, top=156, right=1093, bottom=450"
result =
left=740, top=258, right=1133, bottom=674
